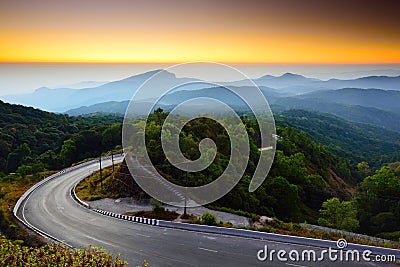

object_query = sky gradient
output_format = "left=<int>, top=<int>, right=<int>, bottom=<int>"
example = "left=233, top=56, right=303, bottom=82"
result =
left=1, top=0, right=400, bottom=64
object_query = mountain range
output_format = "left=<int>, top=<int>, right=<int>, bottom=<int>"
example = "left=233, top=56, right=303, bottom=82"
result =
left=272, top=88, right=400, bottom=132
left=1, top=70, right=198, bottom=112
left=2, top=70, right=400, bottom=133
left=241, top=73, right=400, bottom=94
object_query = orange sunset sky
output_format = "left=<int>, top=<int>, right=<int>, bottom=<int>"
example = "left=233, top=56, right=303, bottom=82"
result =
left=0, top=0, right=399, bottom=64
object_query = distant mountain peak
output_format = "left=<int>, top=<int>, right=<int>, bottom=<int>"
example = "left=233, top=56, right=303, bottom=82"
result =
left=122, top=69, right=175, bottom=82
left=34, top=86, right=51, bottom=92
left=257, top=74, right=275, bottom=80
left=280, top=72, right=305, bottom=78
left=257, top=72, right=311, bottom=81
left=257, top=73, right=307, bottom=80
left=280, top=73, right=306, bottom=79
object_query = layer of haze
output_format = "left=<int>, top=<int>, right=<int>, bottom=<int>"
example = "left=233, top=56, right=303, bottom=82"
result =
left=1, top=63, right=400, bottom=95
left=1, top=0, right=400, bottom=64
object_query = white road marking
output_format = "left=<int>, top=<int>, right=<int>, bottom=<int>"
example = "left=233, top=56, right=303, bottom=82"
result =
left=84, top=235, right=115, bottom=247
left=198, top=247, right=218, bottom=253
left=285, top=263, right=307, bottom=267
left=137, top=233, right=150, bottom=238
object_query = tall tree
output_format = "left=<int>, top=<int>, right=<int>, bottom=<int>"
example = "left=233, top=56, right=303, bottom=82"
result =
left=60, top=139, right=77, bottom=166
left=318, top=198, right=359, bottom=232
left=354, top=166, right=400, bottom=233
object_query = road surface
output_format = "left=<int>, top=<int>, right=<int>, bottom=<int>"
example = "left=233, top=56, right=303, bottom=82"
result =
left=17, top=158, right=397, bottom=266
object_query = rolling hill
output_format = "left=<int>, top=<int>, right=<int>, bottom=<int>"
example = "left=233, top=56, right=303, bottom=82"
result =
left=273, top=99, right=400, bottom=132
left=64, top=84, right=400, bottom=135
left=298, top=88, right=400, bottom=114
left=276, top=109, right=400, bottom=167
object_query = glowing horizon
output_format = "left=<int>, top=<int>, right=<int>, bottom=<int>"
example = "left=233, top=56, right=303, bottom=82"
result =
left=1, top=0, right=400, bottom=64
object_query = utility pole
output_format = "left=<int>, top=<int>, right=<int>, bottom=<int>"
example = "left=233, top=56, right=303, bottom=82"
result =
left=184, top=160, right=188, bottom=216
left=184, top=169, right=188, bottom=215
left=111, top=152, right=114, bottom=172
left=99, top=157, right=103, bottom=189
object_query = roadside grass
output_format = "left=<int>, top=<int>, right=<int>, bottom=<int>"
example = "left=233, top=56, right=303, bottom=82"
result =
left=0, top=170, right=57, bottom=242
left=180, top=213, right=198, bottom=223
left=0, top=170, right=56, bottom=213
left=75, top=165, right=121, bottom=201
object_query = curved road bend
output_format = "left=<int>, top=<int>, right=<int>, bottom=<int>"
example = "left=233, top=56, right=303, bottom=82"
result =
left=19, top=158, right=394, bottom=266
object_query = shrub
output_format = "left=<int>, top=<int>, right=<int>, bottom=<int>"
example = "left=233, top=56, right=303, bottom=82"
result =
left=150, top=198, right=165, bottom=213
left=370, top=212, right=399, bottom=233
left=201, top=212, right=217, bottom=226
left=377, top=231, right=400, bottom=242
left=0, top=235, right=129, bottom=266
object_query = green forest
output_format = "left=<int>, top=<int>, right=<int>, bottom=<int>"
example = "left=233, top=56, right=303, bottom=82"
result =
left=0, top=100, right=121, bottom=177
left=1, top=100, right=399, bottom=243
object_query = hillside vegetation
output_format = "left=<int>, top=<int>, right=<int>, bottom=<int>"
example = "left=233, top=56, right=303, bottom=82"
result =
left=0, top=100, right=122, bottom=243
left=276, top=109, right=400, bottom=167
left=0, top=100, right=121, bottom=176
left=120, top=109, right=355, bottom=223
left=118, top=109, right=400, bottom=239
left=1, top=100, right=399, bottom=246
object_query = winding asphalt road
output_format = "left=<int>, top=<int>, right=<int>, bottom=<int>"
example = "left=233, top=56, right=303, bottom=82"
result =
left=17, top=158, right=397, bottom=266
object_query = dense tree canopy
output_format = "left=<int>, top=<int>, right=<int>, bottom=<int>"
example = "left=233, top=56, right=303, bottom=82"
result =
left=0, top=100, right=121, bottom=176
left=318, top=198, right=359, bottom=232
left=121, top=109, right=357, bottom=223
left=354, top=166, right=400, bottom=234
left=276, top=109, right=400, bottom=168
